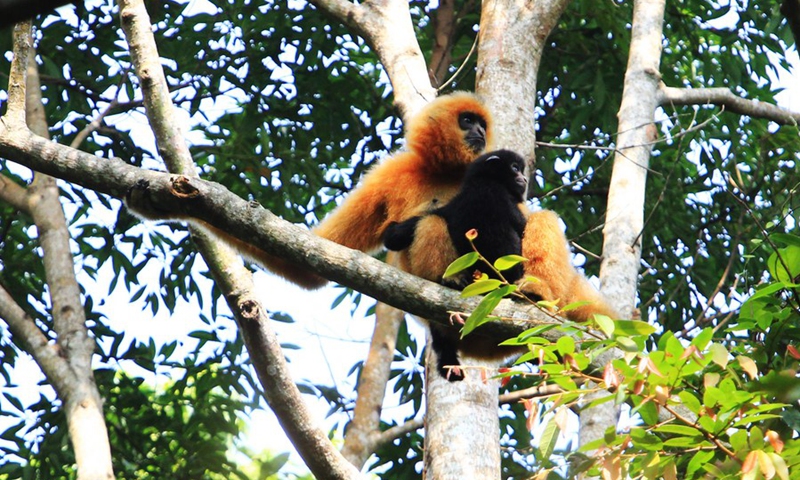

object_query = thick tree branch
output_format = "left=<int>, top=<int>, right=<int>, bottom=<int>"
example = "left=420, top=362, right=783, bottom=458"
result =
left=428, top=0, right=456, bottom=87
left=3, top=21, right=116, bottom=480
left=477, top=0, right=572, bottom=160
left=0, top=125, right=561, bottom=335
left=341, top=282, right=405, bottom=468
left=116, top=1, right=365, bottom=478
left=658, top=84, right=800, bottom=125
left=591, top=0, right=666, bottom=466
left=0, top=173, right=28, bottom=211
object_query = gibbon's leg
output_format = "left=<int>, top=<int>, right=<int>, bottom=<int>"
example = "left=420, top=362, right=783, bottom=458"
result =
left=519, top=210, right=619, bottom=321
left=429, top=324, right=465, bottom=381
left=518, top=210, right=569, bottom=303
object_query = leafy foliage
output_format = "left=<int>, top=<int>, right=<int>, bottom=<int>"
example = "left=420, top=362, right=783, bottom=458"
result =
left=0, top=0, right=798, bottom=478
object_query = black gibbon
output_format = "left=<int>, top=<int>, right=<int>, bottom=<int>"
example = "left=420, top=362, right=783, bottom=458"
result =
left=232, top=92, right=494, bottom=288
left=384, top=150, right=529, bottom=381
left=126, top=91, right=493, bottom=288
left=128, top=89, right=617, bottom=339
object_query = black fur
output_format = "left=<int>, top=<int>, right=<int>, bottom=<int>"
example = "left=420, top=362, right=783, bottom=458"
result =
left=384, top=149, right=528, bottom=381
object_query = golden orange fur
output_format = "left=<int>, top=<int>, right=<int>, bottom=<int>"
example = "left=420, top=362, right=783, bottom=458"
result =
left=264, top=91, right=494, bottom=288
left=394, top=209, right=619, bottom=323
left=519, top=210, right=619, bottom=321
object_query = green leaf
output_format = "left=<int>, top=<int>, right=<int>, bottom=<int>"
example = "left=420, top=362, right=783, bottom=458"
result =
left=461, top=286, right=514, bottom=337
left=443, top=252, right=480, bottom=278
left=612, top=319, right=656, bottom=336
left=629, top=427, right=663, bottom=451
left=595, top=314, right=615, bottom=336
left=691, top=327, right=713, bottom=350
left=461, top=279, right=504, bottom=297
left=678, top=391, right=702, bottom=414
left=687, top=450, right=716, bottom=477
left=493, top=254, right=527, bottom=272
left=537, top=416, right=560, bottom=461
left=732, top=414, right=783, bottom=427
left=768, top=246, right=800, bottom=283
left=556, top=336, right=576, bottom=355
left=772, top=233, right=800, bottom=247
left=653, top=425, right=703, bottom=436
left=616, top=336, right=639, bottom=352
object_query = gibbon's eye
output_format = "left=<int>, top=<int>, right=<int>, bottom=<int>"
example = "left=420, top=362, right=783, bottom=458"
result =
left=511, top=163, right=521, bottom=173
left=461, top=113, right=486, bottom=131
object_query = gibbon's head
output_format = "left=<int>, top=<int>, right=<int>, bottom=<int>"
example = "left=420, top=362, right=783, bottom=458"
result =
left=405, top=92, right=493, bottom=172
left=466, top=149, right=528, bottom=202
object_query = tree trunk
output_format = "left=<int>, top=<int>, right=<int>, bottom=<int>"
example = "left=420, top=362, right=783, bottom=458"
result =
left=423, top=353, right=501, bottom=479
left=585, top=0, right=666, bottom=470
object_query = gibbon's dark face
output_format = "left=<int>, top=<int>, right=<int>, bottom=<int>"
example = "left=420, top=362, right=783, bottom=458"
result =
left=458, top=112, right=488, bottom=152
left=473, top=150, right=528, bottom=201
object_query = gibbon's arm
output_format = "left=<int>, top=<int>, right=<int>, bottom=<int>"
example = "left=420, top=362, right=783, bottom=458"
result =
left=130, top=92, right=494, bottom=290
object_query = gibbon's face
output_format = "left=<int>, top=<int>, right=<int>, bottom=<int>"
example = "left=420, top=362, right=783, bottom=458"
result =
left=508, top=155, right=528, bottom=200
left=458, top=112, right=488, bottom=153
left=473, top=150, right=528, bottom=201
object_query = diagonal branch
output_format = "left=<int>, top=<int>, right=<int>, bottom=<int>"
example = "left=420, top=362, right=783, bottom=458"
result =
left=0, top=173, right=28, bottom=212
left=658, top=84, right=800, bottom=125
left=0, top=283, right=75, bottom=396
left=116, top=1, right=366, bottom=478
left=3, top=20, right=116, bottom=480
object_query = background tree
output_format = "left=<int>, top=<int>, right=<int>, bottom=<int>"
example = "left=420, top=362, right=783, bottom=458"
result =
left=0, top=0, right=798, bottom=479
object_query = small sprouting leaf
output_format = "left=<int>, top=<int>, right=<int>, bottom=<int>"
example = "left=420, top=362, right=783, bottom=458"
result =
left=788, top=345, right=800, bottom=360
left=737, top=355, right=758, bottom=379
left=560, top=300, right=590, bottom=312
left=536, top=298, right=560, bottom=310
left=493, top=254, right=527, bottom=272
left=461, top=279, right=503, bottom=297
left=443, top=252, right=480, bottom=278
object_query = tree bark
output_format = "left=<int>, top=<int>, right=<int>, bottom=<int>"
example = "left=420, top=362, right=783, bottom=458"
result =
left=4, top=22, right=115, bottom=480
left=476, top=0, right=572, bottom=162
left=116, top=1, right=365, bottom=478
left=589, top=0, right=667, bottom=470
left=423, top=360, right=502, bottom=479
